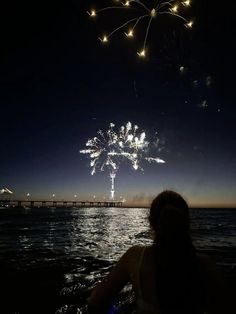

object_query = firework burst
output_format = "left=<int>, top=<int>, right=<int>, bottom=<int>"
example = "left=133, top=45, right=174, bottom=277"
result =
left=80, top=122, right=165, bottom=200
left=87, top=0, right=193, bottom=57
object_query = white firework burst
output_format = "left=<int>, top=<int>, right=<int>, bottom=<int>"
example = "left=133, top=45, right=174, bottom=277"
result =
left=80, top=121, right=165, bottom=200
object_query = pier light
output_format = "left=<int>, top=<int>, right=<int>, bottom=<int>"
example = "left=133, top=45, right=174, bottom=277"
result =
left=27, top=193, right=30, bottom=197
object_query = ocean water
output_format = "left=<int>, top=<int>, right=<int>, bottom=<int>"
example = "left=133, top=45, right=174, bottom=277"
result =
left=0, top=207, right=235, bottom=314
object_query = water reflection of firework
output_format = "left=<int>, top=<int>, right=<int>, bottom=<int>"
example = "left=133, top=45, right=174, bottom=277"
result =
left=80, top=122, right=165, bottom=200
left=87, top=0, right=193, bottom=57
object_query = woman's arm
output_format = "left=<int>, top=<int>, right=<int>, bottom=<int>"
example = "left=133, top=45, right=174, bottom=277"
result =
left=88, top=247, right=134, bottom=312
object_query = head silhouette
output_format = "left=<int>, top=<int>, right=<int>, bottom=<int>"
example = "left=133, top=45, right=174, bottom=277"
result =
left=149, top=190, right=190, bottom=246
left=149, top=191, right=206, bottom=313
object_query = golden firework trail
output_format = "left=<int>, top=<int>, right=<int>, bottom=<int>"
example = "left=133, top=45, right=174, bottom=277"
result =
left=87, top=0, right=193, bottom=57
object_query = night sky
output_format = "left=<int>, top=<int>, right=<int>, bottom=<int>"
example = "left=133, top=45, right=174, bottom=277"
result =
left=0, top=0, right=235, bottom=206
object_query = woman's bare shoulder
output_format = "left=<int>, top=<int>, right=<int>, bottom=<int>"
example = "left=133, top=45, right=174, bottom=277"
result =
left=196, top=252, right=224, bottom=283
left=123, top=245, right=148, bottom=268
left=126, top=245, right=146, bottom=254
left=125, top=245, right=150, bottom=256
left=196, top=252, right=218, bottom=269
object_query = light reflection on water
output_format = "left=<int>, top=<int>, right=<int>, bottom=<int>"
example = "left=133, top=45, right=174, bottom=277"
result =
left=0, top=207, right=235, bottom=257
left=0, top=207, right=236, bottom=265
left=0, top=207, right=235, bottom=313
left=67, top=207, right=152, bottom=263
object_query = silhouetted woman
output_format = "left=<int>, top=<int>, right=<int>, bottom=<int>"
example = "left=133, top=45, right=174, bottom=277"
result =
left=88, top=190, right=226, bottom=313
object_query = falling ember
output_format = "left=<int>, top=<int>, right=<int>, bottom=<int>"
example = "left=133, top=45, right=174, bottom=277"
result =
left=170, top=5, right=179, bottom=13
left=182, top=0, right=191, bottom=7
left=150, top=9, right=157, bottom=18
left=185, top=20, right=194, bottom=28
left=125, top=29, right=134, bottom=37
left=137, top=49, right=146, bottom=57
left=99, top=35, right=108, bottom=43
left=87, top=10, right=96, bottom=17
left=80, top=122, right=165, bottom=200
left=87, top=0, right=194, bottom=57
left=124, top=1, right=130, bottom=6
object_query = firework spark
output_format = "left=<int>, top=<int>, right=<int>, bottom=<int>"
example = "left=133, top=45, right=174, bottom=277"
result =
left=80, top=122, right=165, bottom=200
left=87, top=0, right=193, bottom=57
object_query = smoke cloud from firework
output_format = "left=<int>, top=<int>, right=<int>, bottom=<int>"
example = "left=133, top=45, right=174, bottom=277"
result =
left=80, top=122, right=165, bottom=200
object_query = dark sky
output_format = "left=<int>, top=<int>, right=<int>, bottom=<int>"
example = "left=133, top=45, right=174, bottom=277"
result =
left=0, top=0, right=235, bottom=206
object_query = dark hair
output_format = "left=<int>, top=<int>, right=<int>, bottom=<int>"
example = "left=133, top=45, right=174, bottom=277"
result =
left=149, top=191, right=206, bottom=314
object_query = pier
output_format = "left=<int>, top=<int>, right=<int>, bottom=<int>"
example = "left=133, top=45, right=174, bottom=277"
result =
left=1, top=199, right=123, bottom=208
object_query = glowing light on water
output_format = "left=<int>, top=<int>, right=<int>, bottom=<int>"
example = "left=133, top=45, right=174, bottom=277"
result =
left=87, top=0, right=193, bottom=57
left=80, top=122, right=165, bottom=200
